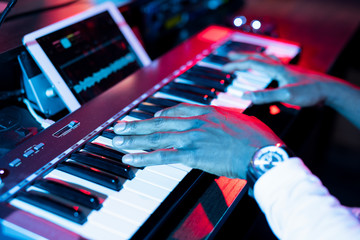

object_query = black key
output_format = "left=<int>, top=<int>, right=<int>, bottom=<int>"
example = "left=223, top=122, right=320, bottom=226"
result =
left=138, top=102, right=165, bottom=114
left=71, top=152, right=135, bottom=180
left=34, top=179, right=101, bottom=210
left=17, top=190, right=87, bottom=224
left=222, top=40, right=265, bottom=53
left=57, top=161, right=122, bottom=191
left=146, top=96, right=181, bottom=107
left=203, top=54, right=231, bottom=65
left=184, top=71, right=232, bottom=85
left=102, top=129, right=116, bottom=139
left=189, top=65, right=235, bottom=82
left=169, top=81, right=217, bottom=98
left=179, top=72, right=228, bottom=91
left=84, top=143, right=145, bottom=169
left=83, top=142, right=125, bottom=162
left=128, top=109, right=154, bottom=120
left=160, top=86, right=212, bottom=104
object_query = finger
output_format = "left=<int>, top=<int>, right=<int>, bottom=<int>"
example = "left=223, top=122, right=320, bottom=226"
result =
left=122, top=148, right=201, bottom=169
left=227, top=52, right=253, bottom=61
left=227, top=52, right=268, bottom=61
left=155, top=103, right=212, bottom=118
left=112, top=131, right=193, bottom=150
left=114, top=116, right=203, bottom=135
left=242, top=88, right=291, bottom=104
left=121, top=149, right=183, bottom=167
left=267, top=54, right=281, bottom=62
left=222, top=59, right=269, bottom=73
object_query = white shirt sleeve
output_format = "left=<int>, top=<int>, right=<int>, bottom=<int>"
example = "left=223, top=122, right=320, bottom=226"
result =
left=253, top=157, right=360, bottom=240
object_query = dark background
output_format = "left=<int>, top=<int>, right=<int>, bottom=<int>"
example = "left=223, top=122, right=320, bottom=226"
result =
left=0, top=0, right=359, bottom=238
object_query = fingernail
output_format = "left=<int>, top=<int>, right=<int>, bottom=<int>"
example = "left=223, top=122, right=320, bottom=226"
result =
left=113, top=136, right=124, bottom=146
left=122, top=154, right=133, bottom=164
left=154, top=110, right=163, bottom=117
left=114, top=122, right=126, bottom=133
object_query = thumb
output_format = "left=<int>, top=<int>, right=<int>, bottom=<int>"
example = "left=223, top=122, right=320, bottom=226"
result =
left=243, top=88, right=290, bottom=105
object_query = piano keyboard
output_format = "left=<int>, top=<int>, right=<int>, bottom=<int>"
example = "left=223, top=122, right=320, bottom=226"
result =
left=0, top=26, right=300, bottom=240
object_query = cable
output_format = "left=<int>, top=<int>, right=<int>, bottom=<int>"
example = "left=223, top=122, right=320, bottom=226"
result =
left=5, top=0, right=82, bottom=22
left=0, top=0, right=17, bottom=27
left=23, top=98, right=55, bottom=129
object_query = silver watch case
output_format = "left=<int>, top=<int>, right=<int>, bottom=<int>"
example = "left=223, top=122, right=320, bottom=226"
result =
left=249, top=144, right=291, bottom=179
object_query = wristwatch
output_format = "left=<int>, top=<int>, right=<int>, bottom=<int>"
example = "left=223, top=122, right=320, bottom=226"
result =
left=246, top=143, right=294, bottom=189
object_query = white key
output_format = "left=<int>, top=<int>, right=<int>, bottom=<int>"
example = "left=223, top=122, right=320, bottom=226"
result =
left=236, top=71, right=271, bottom=84
left=169, top=163, right=192, bottom=172
left=42, top=169, right=176, bottom=236
left=47, top=169, right=161, bottom=213
left=217, top=92, right=252, bottom=108
left=153, top=91, right=203, bottom=105
left=123, top=177, right=171, bottom=202
left=232, top=79, right=259, bottom=91
left=225, top=85, right=246, bottom=97
left=196, top=61, right=222, bottom=70
left=101, top=198, right=149, bottom=225
left=235, top=75, right=269, bottom=89
left=120, top=115, right=140, bottom=122
left=10, top=199, right=131, bottom=240
left=135, top=169, right=180, bottom=191
left=211, top=98, right=245, bottom=109
left=146, top=165, right=188, bottom=181
left=110, top=188, right=161, bottom=214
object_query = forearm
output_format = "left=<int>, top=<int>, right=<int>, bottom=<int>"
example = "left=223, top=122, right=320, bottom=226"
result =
left=254, top=158, right=360, bottom=240
left=320, top=77, right=360, bottom=129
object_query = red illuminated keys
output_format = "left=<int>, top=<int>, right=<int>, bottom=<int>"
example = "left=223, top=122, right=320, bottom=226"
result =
left=16, top=190, right=87, bottom=224
left=70, top=152, right=135, bottom=180
left=57, top=161, right=123, bottom=191
left=34, top=178, right=101, bottom=210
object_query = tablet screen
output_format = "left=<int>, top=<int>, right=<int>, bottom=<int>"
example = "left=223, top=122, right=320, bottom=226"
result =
left=35, top=11, right=143, bottom=104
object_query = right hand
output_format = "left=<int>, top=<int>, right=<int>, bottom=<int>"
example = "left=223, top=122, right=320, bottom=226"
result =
left=112, top=104, right=282, bottom=179
left=222, top=52, right=341, bottom=107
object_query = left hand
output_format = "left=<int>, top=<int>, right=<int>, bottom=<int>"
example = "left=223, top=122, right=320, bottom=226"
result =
left=112, top=104, right=282, bottom=179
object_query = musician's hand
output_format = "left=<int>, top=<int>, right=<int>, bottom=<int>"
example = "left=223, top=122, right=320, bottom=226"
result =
left=112, top=104, right=282, bottom=179
left=223, top=52, right=340, bottom=107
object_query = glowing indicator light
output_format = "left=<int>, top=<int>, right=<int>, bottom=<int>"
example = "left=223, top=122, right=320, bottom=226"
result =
left=233, top=16, right=246, bottom=27
left=269, top=105, right=281, bottom=115
left=251, top=20, right=261, bottom=30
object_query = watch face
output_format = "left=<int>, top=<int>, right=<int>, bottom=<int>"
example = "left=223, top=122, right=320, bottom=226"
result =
left=252, top=145, right=289, bottom=177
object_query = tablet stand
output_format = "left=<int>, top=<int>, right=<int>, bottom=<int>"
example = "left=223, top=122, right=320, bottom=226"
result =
left=18, top=51, right=65, bottom=117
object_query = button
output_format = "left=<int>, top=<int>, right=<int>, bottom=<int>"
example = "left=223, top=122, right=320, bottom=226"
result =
left=9, top=158, right=22, bottom=167
left=23, top=149, right=34, bottom=158
left=0, top=168, right=9, bottom=179
left=34, top=143, right=45, bottom=151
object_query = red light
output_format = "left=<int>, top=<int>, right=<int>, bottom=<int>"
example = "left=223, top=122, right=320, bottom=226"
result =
left=220, top=80, right=225, bottom=85
left=90, top=167, right=100, bottom=172
left=79, top=189, right=91, bottom=195
left=269, top=105, right=281, bottom=115
left=172, top=204, right=214, bottom=239
left=281, top=102, right=301, bottom=110
left=197, top=26, right=231, bottom=42
left=211, top=88, right=215, bottom=93
left=204, top=95, right=209, bottom=100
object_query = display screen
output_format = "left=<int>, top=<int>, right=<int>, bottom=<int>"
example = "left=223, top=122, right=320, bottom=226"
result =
left=36, top=11, right=142, bottom=104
